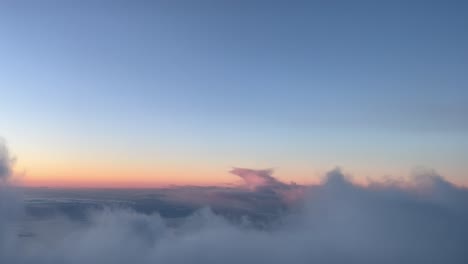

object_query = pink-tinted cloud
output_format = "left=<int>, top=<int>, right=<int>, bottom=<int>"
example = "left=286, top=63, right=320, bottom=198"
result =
left=230, top=167, right=306, bottom=204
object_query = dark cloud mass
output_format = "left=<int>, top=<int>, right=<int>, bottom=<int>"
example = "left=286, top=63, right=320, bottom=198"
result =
left=1, top=142, right=468, bottom=263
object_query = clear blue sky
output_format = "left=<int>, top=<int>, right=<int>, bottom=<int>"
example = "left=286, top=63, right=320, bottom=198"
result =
left=0, top=1, right=467, bottom=186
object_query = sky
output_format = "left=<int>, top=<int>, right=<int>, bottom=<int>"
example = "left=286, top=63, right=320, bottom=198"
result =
left=0, top=0, right=467, bottom=187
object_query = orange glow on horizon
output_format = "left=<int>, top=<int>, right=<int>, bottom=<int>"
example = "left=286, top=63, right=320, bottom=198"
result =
left=17, top=170, right=236, bottom=188
left=10, top=153, right=467, bottom=188
left=14, top=166, right=319, bottom=188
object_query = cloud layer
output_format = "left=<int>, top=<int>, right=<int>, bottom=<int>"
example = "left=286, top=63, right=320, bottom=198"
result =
left=1, top=141, right=468, bottom=264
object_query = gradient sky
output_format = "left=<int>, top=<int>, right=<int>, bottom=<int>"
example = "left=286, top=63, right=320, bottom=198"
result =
left=1, top=1, right=467, bottom=187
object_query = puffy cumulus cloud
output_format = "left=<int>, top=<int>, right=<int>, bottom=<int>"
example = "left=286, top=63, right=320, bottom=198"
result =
left=1, top=142, right=467, bottom=263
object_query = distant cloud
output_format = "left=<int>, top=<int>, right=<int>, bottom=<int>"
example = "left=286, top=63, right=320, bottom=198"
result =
left=230, top=167, right=289, bottom=190
left=230, top=167, right=305, bottom=204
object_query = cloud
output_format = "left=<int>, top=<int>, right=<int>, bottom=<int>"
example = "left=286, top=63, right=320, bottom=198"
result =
left=230, top=167, right=305, bottom=204
left=230, top=167, right=288, bottom=190
left=2, top=172, right=467, bottom=263
left=0, top=138, right=15, bottom=182
left=1, top=143, right=467, bottom=263
left=0, top=140, right=21, bottom=262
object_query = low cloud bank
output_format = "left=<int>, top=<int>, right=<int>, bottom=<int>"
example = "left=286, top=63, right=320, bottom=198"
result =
left=1, top=142, right=468, bottom=263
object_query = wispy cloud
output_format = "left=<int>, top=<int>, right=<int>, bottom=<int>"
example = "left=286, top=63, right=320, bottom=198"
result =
left=0, top=138, right=15, bottom=183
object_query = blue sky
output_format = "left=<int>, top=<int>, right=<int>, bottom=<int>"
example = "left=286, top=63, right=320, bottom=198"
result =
left=0, top=1, right=467, bottom=185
